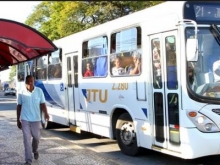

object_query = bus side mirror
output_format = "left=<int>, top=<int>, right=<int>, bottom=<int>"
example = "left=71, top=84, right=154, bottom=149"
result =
left=186, top=38, right=198, bottom=61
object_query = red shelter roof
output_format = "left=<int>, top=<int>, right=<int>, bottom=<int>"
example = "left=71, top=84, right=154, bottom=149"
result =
left=0, top=19, right=57, bottom=71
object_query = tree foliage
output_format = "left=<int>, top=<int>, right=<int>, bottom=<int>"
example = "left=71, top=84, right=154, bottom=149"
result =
left=25, top=1, right=164, bottom=40
left=9, top=65, right=16, bottom=83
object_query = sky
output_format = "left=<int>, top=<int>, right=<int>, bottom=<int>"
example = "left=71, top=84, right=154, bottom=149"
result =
left=0, top=1, right=41, bottom=82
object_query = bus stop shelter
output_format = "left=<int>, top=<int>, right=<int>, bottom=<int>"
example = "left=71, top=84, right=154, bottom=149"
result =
left=0, top=19, right=58, bottom=71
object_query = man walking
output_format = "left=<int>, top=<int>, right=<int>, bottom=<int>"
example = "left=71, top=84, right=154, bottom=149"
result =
left=17, top=75, right=49, bottom=165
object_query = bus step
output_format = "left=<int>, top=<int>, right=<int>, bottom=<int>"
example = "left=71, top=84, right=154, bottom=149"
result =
left=70, top=125, right=81, bottom=134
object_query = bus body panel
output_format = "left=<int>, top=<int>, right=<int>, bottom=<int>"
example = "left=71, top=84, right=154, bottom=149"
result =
left=180, top=128, right=220, bottom=159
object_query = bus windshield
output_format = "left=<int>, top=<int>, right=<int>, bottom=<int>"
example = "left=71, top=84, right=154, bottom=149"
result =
left=186, top=27, right=220, bottom=99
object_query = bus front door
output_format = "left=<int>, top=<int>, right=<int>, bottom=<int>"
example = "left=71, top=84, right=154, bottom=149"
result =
left=65, top=53, right=79, bottom=126
left=150, top=30, right=180, bottom=152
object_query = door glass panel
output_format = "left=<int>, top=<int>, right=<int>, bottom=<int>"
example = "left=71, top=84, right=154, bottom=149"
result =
left=166, top=36, right=178, bottom=89
left=73, top=56, right=78, bottom=88
left=154, top=92, right=164, bottom=142
left=67, top=57, right=72, bottom=87
left=167, top=93, right=180, bottom=144
left=152, top=39, right=162, bottom=89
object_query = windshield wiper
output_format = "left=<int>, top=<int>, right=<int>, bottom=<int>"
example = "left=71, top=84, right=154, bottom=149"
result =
left=210, top=24, right=220, bottom=46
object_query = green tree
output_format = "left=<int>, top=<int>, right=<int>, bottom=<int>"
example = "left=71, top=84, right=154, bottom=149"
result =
left=25, top=1, right=164, bottom=40
left=9, top=65, right=16, bottom=83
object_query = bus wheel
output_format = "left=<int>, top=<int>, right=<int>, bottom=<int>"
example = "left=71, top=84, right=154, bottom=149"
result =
left=41, top=112, right=53, bottom=129
left=116, top=113, right=140, bottom=156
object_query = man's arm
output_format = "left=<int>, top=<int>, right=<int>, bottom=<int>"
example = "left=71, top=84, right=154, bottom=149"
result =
left=40, top=103, right=49, bottom=120
left=17, top=104, right=22, bottom=129
left=129, top=61, right=141, bottom=75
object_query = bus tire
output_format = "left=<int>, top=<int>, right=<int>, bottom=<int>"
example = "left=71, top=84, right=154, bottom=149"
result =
left=41, top=112, right=53, bottom=129
left=116, top=113, right=140, bottom=156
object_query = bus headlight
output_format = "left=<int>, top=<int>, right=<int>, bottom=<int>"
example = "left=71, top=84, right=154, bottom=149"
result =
left=196, top=116, right=204, bottom=124
left=187, top=111, right=220, bottom=132
left=205, top=123, right=213, bottom=131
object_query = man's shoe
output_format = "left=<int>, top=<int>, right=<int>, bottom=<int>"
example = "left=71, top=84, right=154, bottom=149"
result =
left=34, top=152, right=39, bottom=160
left=24, top=162, right=31, bottom=165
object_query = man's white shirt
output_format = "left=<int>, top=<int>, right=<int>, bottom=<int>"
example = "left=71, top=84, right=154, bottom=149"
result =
left=112, top=67, right=125, bottom=75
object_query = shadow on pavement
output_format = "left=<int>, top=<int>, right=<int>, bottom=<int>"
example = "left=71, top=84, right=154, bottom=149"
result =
left=0, top=102, right=17, bottom=110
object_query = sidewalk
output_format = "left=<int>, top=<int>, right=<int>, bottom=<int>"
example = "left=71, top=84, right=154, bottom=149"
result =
left=0, top=115, right=117, bottom=165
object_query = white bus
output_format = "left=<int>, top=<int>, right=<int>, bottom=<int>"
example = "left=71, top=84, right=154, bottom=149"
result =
left=16, top=1, right=220, bottom=159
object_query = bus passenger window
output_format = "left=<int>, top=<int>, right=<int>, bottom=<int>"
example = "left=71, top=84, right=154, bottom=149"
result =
left=36, top=56, right=47, bottom=80
left=82, top=36, right=108, bottom=78
left=84, top=62, right=94, bottom=77
left=17, top=63, right=25, bottom=82
left=127, top=50, right=141, bottom=75
left=94, top=56, right=107, bottom=76
left=18, top=74, right=24, bottom=81
left=110, top=26, right=142, bottom=77
left=48, top=64, right=62, bottom=79
left=111, top=37, right=116, bottom=53
left=111, top=56, right=125, bottom=76
left=37, top=68, right=46, bottom=80
left=53, top=64, right=62, bottom=78
left=48, top=65, right=54, bottom=79
left=49, top=48, right=62, bottom=64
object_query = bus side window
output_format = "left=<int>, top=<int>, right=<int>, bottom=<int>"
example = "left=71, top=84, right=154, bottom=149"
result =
left=83, top=36, right=108, bottom=78
left=122, top=55, right=133, bottom=73
left=110, top=26, right=142, bottom=76
left=94, top=56, right=107, bottom=76
left=111, top=55, right=125, bottom=76
left=35, top=56, right=47, bottom=80
left=111, top=35, right=116, bottom=53
left=127, top=50, right=142, bottom=75
left=17, top=63, right=25, bottom=82
left=83, top=61, right=94, bottom=77
left=37, top=68, right=46, bottom=80
left=17, top=74, right=24, bottom=81
left=48, top=65, right=54, bottom=79
left=53, top=64, right=62, bottom=78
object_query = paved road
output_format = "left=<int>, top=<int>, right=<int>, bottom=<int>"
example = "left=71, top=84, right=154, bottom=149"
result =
left=1, top=93, right=220, bottom=165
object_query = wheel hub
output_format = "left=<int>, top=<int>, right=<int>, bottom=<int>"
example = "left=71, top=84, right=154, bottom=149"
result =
left=120, top=122, right=135, bottom=145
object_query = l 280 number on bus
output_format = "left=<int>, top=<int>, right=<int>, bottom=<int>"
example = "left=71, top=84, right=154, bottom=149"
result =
left=112, top=83, right=128, bottom=90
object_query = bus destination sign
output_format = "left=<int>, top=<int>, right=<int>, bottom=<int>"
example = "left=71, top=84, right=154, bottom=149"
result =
left=194, top=5, right=220, bottom=21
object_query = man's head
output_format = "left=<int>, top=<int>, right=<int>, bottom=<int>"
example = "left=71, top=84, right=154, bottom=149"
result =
left=86, top=62, right=92, bottom=70
left=114, top=56, right=122, bottom=68
left=132, top=51, right=141, bottom=63
left=25, top=75, right=34, bottom=90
